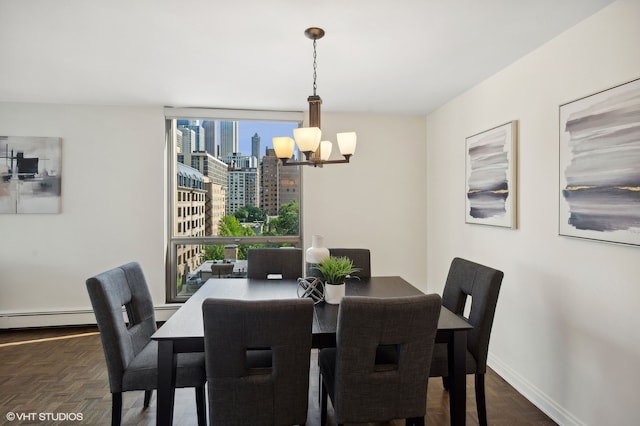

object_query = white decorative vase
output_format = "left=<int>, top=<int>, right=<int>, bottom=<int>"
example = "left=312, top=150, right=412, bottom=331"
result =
left=324, top=282, right=345, bottom=304
left=306, top=235, right=330, bottom=277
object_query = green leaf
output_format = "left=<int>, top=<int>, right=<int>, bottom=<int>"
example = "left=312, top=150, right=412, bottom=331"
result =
left=313, top=256, right=360, bottom=284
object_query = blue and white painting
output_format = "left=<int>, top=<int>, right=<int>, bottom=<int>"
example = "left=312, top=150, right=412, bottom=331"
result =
left=0, top=136, right=62, bottom=214
left=559, top=78, right=640, bottom=246
left=465, top=121, right=517, bottom=228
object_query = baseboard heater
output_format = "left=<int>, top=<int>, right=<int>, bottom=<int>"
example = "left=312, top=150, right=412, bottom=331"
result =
left=0, top=306, right=179, bottom=329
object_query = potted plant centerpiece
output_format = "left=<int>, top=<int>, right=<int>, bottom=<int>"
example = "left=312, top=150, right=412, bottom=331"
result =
left=314, top=256, right=360, bottom=304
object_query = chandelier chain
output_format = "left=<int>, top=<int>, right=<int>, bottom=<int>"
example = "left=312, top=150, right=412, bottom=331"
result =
left=312, top=39, right=318, bottom=96
left=272, top=27, right=355, bottom=167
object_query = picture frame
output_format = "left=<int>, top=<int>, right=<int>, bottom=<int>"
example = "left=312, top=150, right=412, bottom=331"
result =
left=465, top=121, right=518, bottom=228
left=559, top=78, right=640, bottom=246
left=0, top=136, right=62, bottom=214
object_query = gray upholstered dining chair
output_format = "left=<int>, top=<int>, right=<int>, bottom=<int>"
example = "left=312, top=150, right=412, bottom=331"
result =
left=246, top=247, right=303, bottom=279
left=319, top=294, right=442, bottom=426
left=202, top=297, right=314, bottom=425
left=85, top=262, right=206, bottom=426
left=429, top=257, right=503, bottom=426
left=328, top=248, right=371, bottom=278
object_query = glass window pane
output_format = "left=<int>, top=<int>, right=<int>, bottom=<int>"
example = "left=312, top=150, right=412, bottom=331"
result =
left=175, top=242, right=299, bottom=297
left=168, top=114, right=303, bottom=302
left=172, top=119, right=301, bottom=238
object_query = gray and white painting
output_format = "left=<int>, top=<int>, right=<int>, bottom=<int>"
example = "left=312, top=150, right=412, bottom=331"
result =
left=559, top=78, right=640, bottom=246
left=465, top=121, right=516, bottom=228
left=0, top=136, right=62, bottom=214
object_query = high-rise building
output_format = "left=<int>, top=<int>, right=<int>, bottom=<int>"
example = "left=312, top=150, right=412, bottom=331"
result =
left=175, top=162, right=207, bottom=281
left=177, top=127, right=196, bottom=153
left=227, top=168, right=259, bottom=215
left=225, top=153, right=258, bottom=169
left=178, top=121, right=205, bottom=152
left=260, top=148, right=300, bottom=215
left=260, top=149, right=279, bottom=215
left=225, top=151, right=259, bottom=216
left=182, top=151, right=228, bottom=235
left=251, top=132, right=260, bottom=160
left=278, top=157, right=300, bottom=209
left=175, top=129, right=184, bottom=154
left=219, top=121, right=238, bottom=161
left=202, top=120, right=217, bottom=157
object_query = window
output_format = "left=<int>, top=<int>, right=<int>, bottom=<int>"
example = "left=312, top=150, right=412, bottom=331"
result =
left=165, top=108, right=304, bottom=302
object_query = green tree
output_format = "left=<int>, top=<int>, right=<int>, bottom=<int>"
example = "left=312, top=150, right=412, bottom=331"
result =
left=266, top=200, right=299, bottom=236
left=234, top=207, right=249, bottom=222
left=205, top=203, right=298, bottom=261
left=219, top=215, right=254, bottom=236
left=234, top=206, right=267, bottom=223
left=204, top=244, right=224, bottom=260
left=215, top=215, right=257, bottom=260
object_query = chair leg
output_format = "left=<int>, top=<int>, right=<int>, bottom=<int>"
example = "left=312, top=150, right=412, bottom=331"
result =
left=442, top=376, right=450, bottom=391
left=111, top=392, right=122, bottom=426
left=318, top=353, right=322, bottom=406
left=406, top=417, right=425, bottom=426
left=195, top=386, right=206, bottom=426
left=143, top=390, right=153, bottom=408
left=318, top=371, right=322, bottom=406
left=320, top=377, right=328, bottom=426
left=475, top=373, right=487, bottom=426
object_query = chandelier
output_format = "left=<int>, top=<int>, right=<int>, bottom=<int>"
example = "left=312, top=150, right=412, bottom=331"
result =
left=273, top=27, right=356, bottom=167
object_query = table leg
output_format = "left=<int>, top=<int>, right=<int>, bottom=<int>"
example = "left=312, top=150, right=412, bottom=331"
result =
left=157, top=340, right=177, bottom=426
left=448, top=330, right=467, bottom=426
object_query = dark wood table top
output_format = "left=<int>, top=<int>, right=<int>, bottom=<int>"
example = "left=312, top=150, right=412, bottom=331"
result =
left=152, top=276, right=471, bottom=348
left=151, top=276, right=473, bottom=426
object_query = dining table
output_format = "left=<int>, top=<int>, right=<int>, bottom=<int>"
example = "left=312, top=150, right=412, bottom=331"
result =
left=151, top=276, right=473, bottom=426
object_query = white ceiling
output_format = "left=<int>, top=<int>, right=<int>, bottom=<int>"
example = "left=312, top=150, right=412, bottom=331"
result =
left=0, top=0, right=614, bottom=115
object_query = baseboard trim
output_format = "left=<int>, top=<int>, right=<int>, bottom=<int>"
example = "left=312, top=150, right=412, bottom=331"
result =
left=488, top=353, right=584, bottom=426
left=0, top=305, right=180, bottom=329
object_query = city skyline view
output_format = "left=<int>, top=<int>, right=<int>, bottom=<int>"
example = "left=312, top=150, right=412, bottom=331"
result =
left=173, top=117, right=303, bottom=297
left=236, top=121, right=299, bottom=158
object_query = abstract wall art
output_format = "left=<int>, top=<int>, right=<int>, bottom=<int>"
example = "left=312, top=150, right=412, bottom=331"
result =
left=559, top=78, right=640, bottom=246
left=0, top=136, right=62, bottom=214
left=465, top=121, right=517, bottom=228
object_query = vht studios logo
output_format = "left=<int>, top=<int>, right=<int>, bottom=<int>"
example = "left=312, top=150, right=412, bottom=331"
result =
left=6, top=411, right=84, bottom=422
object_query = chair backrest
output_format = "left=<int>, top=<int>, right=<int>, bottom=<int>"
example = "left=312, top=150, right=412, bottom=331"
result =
left=246, top=248, right=303, bottom=279
left=202, top=297, right=314, bottom=425
left=333, top=294, right=441, bottom=424
left=442, top=257, right=503, bottom=373
left=85, top=262, right=157, bottom=393
left=328, top=248, right=371, bottom=278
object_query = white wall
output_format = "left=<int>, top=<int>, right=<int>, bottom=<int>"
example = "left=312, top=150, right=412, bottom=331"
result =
left=0, top=105, right=427, bottom=326
left=426, top=1, right=640, bottom=424
left=302, top=112, right=428, bottom=288
left=1, top=2, right=636, bottom=423
left=0, top=104, right=168, bottom=325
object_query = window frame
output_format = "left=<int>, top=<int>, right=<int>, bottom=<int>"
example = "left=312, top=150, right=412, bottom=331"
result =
left=165, top=108, right=305, bottom=302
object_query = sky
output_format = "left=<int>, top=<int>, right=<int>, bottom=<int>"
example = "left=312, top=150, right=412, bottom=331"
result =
left=237, top=121, right=299, bottom=157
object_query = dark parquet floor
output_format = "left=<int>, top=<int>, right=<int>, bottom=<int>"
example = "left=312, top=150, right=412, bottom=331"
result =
left=0, top=326, right=556, bottom=425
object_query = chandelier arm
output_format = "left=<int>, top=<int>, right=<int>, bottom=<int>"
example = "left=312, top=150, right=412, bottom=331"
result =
left=280, top=156, right=351, bottom=167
